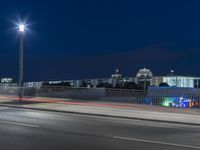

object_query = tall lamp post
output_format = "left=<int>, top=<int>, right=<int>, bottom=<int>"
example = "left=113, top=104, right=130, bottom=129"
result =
left=18, top=24, right=25, bottom=102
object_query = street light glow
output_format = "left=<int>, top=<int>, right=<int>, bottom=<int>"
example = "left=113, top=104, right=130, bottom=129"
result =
left=19, top=24, right=25, bottom=32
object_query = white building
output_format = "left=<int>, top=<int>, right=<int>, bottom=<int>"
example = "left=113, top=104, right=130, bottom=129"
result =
left=111, top=69, right=122, bottom=87
left=136, top=68, right=153, bottom=89
left=160, top=76, right=200, bottom=88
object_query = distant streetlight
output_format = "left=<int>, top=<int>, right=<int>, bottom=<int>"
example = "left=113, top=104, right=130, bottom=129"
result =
left=18, top=23, right=25, bottom=102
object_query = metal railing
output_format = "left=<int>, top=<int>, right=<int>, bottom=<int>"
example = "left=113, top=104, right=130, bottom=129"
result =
left=0, top=86, right=199, bottom=108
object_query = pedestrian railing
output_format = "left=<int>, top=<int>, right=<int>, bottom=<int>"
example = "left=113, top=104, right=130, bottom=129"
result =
left=0, top=86, right=199, bottom=108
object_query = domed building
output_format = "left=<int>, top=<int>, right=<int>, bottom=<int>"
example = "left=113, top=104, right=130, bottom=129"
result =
left=136, top=68, right=153, bottom=89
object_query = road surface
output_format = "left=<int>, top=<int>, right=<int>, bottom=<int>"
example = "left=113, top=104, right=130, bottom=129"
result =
left=0, top=106, right=199, bottom=150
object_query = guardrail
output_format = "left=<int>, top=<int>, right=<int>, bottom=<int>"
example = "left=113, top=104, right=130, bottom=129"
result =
left=0, top=86, right=199, bottom=108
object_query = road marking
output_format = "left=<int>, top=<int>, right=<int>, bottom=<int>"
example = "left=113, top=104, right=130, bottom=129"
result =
left=144, top=124, right=200, bottom=132
left=113, top=136, right=200, bottom=149
left=94, top=118, right=200, bottom=132
left=119, top=121, right=200, bottom=132
left=0, top=120, right=40, bottom=128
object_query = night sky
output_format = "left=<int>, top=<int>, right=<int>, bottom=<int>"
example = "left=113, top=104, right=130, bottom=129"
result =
left=0, top=0, right=200, bottom=81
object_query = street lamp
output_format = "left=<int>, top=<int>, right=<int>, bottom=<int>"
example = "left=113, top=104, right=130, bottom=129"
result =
left=19, top=24, right=25, bottom=32
left=18, top=23, right=25, bottom=102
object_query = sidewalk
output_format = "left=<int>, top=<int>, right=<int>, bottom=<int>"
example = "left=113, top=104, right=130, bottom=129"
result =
left=0, top=96, right=200, bottom=125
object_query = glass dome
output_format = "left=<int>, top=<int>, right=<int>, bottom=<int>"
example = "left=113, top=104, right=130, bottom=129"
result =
left=136, top=68, right=153, bottom=78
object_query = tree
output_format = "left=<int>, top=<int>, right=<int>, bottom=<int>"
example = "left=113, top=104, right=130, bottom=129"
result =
left=123, top=82, right=138, bottom=89
left=159, top=82, right=169, bottom=87
left=42, top=81, right=50, bottom=86
left=96, top=82, right=105, bottom=88
left=80, top=81, right=87, bottom=87
left=96, top=82, right=113, bottom=88
left=60, top=82, right=71, bottom=87
left=115, top=83, right=123, bottom=89
left=42, top=81, right=71, bottom=87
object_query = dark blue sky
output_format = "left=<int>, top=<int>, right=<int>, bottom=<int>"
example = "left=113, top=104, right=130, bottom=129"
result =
left=0, top=0, right=200, bottom=81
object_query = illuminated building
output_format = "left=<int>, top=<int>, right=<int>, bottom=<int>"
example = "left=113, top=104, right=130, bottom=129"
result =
left=1, top=78, right=13, bottom=83
left=136, top=68, right=153, bottom=89
left=152, top=76, right=200, bottom=88
left=0, top=78, right=14, bottom=86
left=111, top=69, right=122, bottom=87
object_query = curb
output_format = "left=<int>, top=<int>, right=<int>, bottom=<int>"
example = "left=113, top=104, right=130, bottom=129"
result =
left=0, top=104, right=199, bottom=126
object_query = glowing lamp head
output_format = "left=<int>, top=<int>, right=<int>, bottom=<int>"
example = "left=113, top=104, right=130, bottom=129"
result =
left=19, top=24, right=25, bottom=32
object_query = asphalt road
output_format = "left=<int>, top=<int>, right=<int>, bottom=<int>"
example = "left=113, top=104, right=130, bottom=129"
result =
left=0, top=106, right=199, bottom=150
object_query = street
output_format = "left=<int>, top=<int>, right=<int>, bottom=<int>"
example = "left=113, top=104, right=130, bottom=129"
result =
left=0, top=106, right=199, bottom=150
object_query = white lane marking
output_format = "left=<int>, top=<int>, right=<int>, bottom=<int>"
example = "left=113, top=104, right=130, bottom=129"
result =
left=0, top=120, right=40, bottom=128
left=89, top=117, right=200, bottom=132
left=119, top=122, right=200, bottom=132
left=47, top=115, right=200, bottom=132
left=97, top=119, right=200, bottom=132
left=144, top=124, right=200, bottom=132
left=113, top=136, right=200, bottom=149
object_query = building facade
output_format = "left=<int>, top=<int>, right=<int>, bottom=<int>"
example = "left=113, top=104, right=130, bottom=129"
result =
left=152, top=76, right=200, bottom=88
left=136, top=68, right=153, bottom=89
left=2, top=68, right=200, bottom=89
